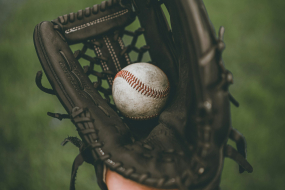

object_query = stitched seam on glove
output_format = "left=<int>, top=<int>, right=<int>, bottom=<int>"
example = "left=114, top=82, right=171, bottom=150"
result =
left=103, top=36, right=122, bottom=72
left=118, top=37, right=131, bottom=65
left=93, top=40, right=114, bottom=85
left=65, top=9, right=129, bottom=34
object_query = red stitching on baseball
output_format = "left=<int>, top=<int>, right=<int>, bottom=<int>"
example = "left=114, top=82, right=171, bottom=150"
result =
left=114, top=70, right=170, bottom=99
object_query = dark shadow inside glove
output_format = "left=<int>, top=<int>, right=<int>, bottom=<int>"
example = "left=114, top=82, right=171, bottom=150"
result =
left=124, top=117, right=159, bottom=141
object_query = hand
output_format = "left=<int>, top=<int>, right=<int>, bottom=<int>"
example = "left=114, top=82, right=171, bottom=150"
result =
left=106, top=168, right=178, bottom=190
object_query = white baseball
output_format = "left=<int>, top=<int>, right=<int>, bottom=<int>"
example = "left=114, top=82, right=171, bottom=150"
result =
left=112, top=63, right=170, bottom=120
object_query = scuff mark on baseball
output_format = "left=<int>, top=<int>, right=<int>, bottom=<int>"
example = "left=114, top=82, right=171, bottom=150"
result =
left=112, top=62, right=170, bottom=120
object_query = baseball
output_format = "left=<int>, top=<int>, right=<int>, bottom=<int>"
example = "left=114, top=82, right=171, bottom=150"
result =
left=112, top=63, right=170, bottom=120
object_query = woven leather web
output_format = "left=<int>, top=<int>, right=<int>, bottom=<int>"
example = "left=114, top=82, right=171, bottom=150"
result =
left=71, top=28, right=150, bottom=113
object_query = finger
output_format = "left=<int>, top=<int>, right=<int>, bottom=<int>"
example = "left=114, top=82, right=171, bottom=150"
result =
left=133, top=0, right=179, bottom=90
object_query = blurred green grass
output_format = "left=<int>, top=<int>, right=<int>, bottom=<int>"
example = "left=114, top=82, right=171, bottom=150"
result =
left=0, top=0, right=284, bottom=189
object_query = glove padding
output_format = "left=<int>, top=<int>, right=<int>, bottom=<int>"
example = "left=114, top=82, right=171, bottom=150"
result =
left=33, top=0, right=253, bottom=190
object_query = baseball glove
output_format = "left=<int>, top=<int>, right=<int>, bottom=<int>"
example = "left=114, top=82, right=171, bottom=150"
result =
left=33, top=0, right=253, bottom=189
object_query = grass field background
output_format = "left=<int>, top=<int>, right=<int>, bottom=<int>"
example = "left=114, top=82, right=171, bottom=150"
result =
left=0, top=0, right=284, bottom=189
